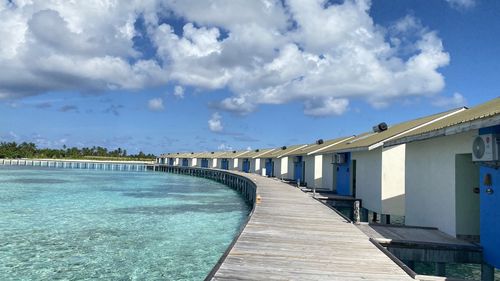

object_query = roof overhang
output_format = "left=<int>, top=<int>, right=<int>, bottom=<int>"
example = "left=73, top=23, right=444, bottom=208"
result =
left=385, top=114, right=500, bottom=147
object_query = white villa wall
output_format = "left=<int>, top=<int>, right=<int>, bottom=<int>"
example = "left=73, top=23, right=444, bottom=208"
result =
left=230, top=158, right=239, bottom=170
left=322, top=154, right=336, bottom=191
left=273, top=157, right=289, bottom=179
left=303, top=155, right=323, bottom=188
left=352, top=149, right=382, bottom=214
left=251, top=158, right=262, bottom=174
left=188, top=158, right=198, bottom=167
left=174, top=158, right=180, bottom=166
left=210, top=158, right=218, bottom=168
left=381, top=144, right=406, bottom=216
left=405, top=130, right=476, bottom=236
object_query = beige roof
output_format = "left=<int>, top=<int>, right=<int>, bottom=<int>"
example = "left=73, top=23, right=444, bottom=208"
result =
left=257, top=144, right=308, bottom=158
left=282, top=136, right=354, bottom=156
left=319, top=108, right=464, bottom=153
left=236, top=148, right=276, bottom=158
left=387, top=97, right=500, bottom=146
left=217, top=150, right=251, bottom=159
left=193, top=151, right=227, bottom=159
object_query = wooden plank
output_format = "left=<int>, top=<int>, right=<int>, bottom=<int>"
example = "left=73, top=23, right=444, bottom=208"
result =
left=211, top=172, right=413, bottom=280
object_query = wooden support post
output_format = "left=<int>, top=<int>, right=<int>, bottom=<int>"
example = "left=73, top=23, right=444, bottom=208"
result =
left=481, top=263, right=495, bottom=281
left=353, top=201, right=361, bottom=224
left=435, top=262, right=446, bottom=276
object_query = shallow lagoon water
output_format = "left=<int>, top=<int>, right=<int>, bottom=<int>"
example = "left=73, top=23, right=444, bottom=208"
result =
left=0, top=166, right=250, bottom=280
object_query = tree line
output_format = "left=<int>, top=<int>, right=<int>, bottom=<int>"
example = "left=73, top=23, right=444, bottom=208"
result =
left=0, top=142, right=156, bottom=160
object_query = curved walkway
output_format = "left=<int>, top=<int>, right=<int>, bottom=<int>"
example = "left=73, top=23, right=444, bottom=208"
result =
left=212, top=172, right=412, bottom=281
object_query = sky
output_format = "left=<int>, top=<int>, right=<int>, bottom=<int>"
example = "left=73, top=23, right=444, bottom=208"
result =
left=1, top=0, right=499, bottom=155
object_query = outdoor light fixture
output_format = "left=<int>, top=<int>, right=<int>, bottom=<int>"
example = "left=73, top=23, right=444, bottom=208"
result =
left=484, top=173, right=494, bottom=195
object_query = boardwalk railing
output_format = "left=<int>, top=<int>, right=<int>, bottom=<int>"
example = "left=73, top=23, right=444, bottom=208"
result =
left=0, top=159, right=149, bottom=172
left=149, top=164, right=257, bottom=207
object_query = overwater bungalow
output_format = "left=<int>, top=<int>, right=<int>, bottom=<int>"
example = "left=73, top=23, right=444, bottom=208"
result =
left=236, top=148, right=276, bottom=174
left=193, top=151, right=227, bottom=168
left=279, top=137, right=354, bottom=188
left=215, top=150, right=250, bottom=170
left=384, top=97, right=500, bottom=270
left=256, top=144, right=308, bottom=179
left=315, top=108, right=465, bottom=223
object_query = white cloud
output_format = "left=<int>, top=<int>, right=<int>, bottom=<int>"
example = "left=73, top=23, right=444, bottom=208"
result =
left=217, top=143, right=233, bottom=151
left=445, top=0, right=475, bottom=9
left=304, top=98, right=349, bottom=117
left=208, top=112, right=223, bottom=132
left=431, top=92, right=467, bottom=107
left=0, top=0, right=450, bottom=116
left=148, top=97, right=164, bottom=111
left=174, top=85, right=184, bottom=99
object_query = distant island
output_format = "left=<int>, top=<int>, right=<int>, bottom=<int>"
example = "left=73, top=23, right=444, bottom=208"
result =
left=0, top=142, right=156, bottom=161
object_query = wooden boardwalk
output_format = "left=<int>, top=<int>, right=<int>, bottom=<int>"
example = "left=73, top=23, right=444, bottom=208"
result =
left=211, top=173, right=413, bottom=281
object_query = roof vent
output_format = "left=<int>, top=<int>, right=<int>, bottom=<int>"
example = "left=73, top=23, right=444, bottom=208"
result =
left=232, top=150, right=237, bottom=153
left=191, top=152, right=194, bottom=154
left=211, top=151, right=214, bottom=154
left=255, top=149, right=260, bottom=152
left=176, top=152, right=179, bottom=154
left=373, top=122, right=388, bottom=133
left=281, top=146, right=287, bottom=150
left=316, top=139, right=324, bottom=145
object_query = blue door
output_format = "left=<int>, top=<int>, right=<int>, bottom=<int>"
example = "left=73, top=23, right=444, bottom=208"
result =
left=265, top=159, right=273, bottom=177
left=479, top=126, right=500, bottom=268
left=242, top=159, right=250, bottom=173
left=182, top=158, right=188, bottom=167
left=336, top=153, right=352, bottom=196
left=201, top=158, right=209, bottom=168
left=168, top=158, right=174, bottom=165
left=221, top=158, right=229, bottom=170
left=294, top=156, right=303, bottom=184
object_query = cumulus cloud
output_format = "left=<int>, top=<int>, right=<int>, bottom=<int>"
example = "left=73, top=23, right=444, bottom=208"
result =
left=431, top=92, right=467, bottom=108
left=445, top=0, right=475, bottom=9
left=148, top=97, right=164, bottom=111
left=173, top=85, right=185, bottom=99
left=208, top=112, right=223, bottom=132
left=0, top=0, right=450, bottom=116
left=304, top=98, right=349, bottom=117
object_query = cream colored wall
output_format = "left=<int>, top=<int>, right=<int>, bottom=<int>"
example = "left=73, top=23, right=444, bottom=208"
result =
left=381, top=144, right=406, bottom=216
left=210, top=158, right=217, bottom=168
left=405, top=130, right=476, bottom=237
left=352, top=149, right=382, bottom=214
left=174, top=158, right=180, bottom=166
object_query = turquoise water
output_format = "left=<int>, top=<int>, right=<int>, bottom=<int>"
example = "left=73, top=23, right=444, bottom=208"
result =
left=0, top=166, right=250, bottom=280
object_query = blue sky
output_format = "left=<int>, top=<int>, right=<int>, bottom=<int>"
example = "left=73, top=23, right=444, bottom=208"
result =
left=1, top=0, right=498, bottom=155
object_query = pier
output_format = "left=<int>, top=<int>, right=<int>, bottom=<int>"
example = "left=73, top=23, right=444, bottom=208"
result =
left=153, top=165, right=413, bottom=281
left=0, top=158, right=150, bottom=171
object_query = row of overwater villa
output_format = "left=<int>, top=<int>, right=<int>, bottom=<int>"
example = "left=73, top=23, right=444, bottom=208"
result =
left=157, top=97, right=500, bottom=274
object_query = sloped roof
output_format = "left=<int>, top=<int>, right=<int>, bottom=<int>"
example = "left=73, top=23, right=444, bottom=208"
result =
left=283, top=136, right=354, bottom=156
left=319, top=107, right=464, bottom=153
left=257, top=144, right=308, bottom=158
left=194, top=151, right=228, bottom=159
left=386, top=97, right=500, bottom=146
left=236, top=148, right=276, bottom=158
left=217, top=150, right=251, bottom=159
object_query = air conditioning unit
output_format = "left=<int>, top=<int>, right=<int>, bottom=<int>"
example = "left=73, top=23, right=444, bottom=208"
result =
left=334, top=153, right=346, bottom=164
left=472, top=134, right=499, bottom=162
